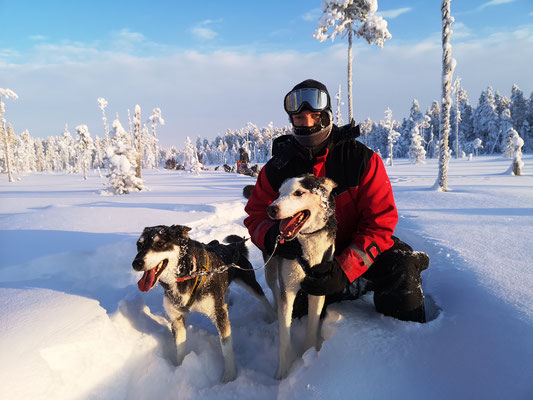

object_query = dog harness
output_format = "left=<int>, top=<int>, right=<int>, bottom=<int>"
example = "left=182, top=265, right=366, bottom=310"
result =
left=177, top=253, right=211, bottom=308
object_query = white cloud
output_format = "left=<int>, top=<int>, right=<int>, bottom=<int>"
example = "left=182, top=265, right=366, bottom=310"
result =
left=302, top=8, right=322, bottom=22
left=478, top=0, right=515, bottom=11
left=378, top=8, right=412, bottom=19
left=2, top=26, right=531, bottom=148
left=191, top=20, right=219, bottom=40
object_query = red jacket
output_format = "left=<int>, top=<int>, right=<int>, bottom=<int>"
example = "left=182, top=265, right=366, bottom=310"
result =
left=244, top=125, right=398, bottom=282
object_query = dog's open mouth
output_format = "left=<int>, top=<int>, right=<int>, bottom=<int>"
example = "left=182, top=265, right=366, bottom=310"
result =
left=279, top=210, right=310, bottom=241
left=137, top=259, right=168, bottom=292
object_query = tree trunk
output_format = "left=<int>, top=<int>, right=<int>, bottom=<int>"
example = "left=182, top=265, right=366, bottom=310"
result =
left=437, top=0, right=454, bottom=191
left=347, top=29, right=354, bottom=123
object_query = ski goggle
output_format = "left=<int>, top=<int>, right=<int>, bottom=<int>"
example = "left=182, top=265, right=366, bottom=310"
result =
left=284, top=88, right=330, bottom=115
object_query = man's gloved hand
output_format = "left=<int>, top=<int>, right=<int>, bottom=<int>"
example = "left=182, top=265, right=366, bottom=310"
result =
left=263, top=223, right=303, bottom=260
left=300, top=259, right=350, bottom=296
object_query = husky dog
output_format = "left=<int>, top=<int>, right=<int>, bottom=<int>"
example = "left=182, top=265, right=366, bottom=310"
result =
left=265, top=174, right=338, bottom=379
left=132, top=224, right=274, bottom=382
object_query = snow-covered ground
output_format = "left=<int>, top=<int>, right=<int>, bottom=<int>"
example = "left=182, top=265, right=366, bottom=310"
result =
left=1, top=156, right=532, bottom=400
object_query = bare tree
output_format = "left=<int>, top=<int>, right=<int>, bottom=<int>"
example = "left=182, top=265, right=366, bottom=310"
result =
left=436, top=0, right=456, bottom=191
left=314, top=0, right=391, bottom=122
left=0, top=88, right=18, bottom=182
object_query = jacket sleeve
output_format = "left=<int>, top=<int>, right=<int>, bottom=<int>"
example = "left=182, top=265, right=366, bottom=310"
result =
left=244, top=166, right=279, bottom=250
left=335, top=153, right=398, bottom=282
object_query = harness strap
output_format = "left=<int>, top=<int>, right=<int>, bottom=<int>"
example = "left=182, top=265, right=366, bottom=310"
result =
left=181, top=252, right=210, bottom=308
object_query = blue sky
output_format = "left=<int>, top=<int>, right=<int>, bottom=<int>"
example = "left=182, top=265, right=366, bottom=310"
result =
left=1, top=0, right=532, bottom=147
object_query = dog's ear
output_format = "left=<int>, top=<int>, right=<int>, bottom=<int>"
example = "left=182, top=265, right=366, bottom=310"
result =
left=169, top=225, right=191, bottom=239
left=318, top=177, right=338, bottom=194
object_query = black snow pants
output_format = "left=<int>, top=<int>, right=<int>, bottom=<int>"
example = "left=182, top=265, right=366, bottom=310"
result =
left=360, top=236, right=429, bottom=323
left=293, top=236, right=429, bottom=323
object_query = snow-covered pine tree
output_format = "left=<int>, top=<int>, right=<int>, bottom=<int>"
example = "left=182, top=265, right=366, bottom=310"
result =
left=104, top=140, right=145, bottom=195
left=75, top=125, right=94, bottom=180
left=500, top=109, right=514, bottom=158
left=149, top=108, right=164, bottom=170
left=334, top=84, right=344, bottom=126
left=97, top=98, right=110, bottom=148
left=452, top=77, right=463, bottom=159
left=436, top=0, right=455, bottom=191
left=425, top=101, right=440, bottom=158
left=381, top=108, right=400, bottom=166
left=510, top=85, right=527, bottom=133
left=4, top=123, right=19, bottom=175
left=409, top=115, right=430, bottom=164
left=473, top=138, right=483, bottom=156
left=133, top=105, right=142, bottom=178
left=314, top=0, right=391, bottom=122
left=56, top=125, right=76, bottom=173
left=510, top=131, right=524, bottom=176
left=474, top=87, right=499, bottom=154
left=0, top=88, right=18, bottom=182
left=183, top=136, right=202, bottom=174
left=44, top=136, right=59, bottom=172
left=18, top=129, right=36, bottom=173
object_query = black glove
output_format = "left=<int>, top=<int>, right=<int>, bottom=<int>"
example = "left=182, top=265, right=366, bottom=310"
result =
left=300, top=260, right=350, bottom=296
left=263, top=223, right=302, bottom=260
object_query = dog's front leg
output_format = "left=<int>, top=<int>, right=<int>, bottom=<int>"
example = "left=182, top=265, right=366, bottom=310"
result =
left=305, top=295, right=325, bottom=351
left=276, top=275, right=299, bottom=380
left=164, top=296, right=188, bottom=365
left=213, top=301, right=237, bottom=382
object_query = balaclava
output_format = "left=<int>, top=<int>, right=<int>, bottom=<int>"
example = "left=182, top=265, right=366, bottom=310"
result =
left=288, top=79, right=333, bottom=154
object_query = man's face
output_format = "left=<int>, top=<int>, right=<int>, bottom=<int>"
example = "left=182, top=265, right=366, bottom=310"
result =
left=292, top=110, right=321, bottom=127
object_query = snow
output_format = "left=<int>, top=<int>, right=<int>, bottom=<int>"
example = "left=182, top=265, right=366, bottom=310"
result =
left=1, top=156, right=532, bottom=399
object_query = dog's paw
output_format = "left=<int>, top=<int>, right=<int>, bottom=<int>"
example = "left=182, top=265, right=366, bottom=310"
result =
left=275, top=364, right=292, bottom=380
left=220, top=366, right=237, bottom=383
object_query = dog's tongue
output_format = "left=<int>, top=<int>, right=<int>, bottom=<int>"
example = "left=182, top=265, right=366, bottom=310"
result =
left=279, top=211, right=305, bottom=239
left=138, top=269, right=156, bottom=292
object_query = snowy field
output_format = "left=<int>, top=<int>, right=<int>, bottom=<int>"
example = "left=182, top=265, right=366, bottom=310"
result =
left=1, top=155, right=532, bottom=400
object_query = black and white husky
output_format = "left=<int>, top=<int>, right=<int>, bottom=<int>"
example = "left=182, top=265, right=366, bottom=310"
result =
left=132, top=224, right=274, bottom=382
left=265, top=174, right=338, bottom=379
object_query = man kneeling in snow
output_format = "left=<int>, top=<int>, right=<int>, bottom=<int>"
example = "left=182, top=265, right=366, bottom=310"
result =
left=244, top=79, right=429, bottom=322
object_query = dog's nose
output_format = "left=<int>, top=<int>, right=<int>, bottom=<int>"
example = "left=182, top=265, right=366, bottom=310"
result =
left=132, top=256, right=144, bottom=271
left=267, top=204, right=279, bottom=219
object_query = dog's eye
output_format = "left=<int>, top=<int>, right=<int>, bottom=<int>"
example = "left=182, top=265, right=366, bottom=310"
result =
left=293, top=190, right=304, bottom=197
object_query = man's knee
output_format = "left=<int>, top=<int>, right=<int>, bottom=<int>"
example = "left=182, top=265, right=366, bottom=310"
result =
left=364, top=238, right=429, bottom=323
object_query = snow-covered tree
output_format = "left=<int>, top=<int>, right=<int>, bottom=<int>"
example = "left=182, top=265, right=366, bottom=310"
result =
left=0, top=88, right=18, bottom=182
left=474, top=87, right=499, bottom=154
left=97, top=98, right=110, bottom=148
left=501, top=109, right=515, bottom=158
left=75, top=125, right=94, bottom=180
left=409, top=115, right=430, bottom=164
left=149, top=107, right=164, bottom=170
left=436, top=0, right=455, bottom=191
left=314, top=0, right=391, bottom=122
left=104, top=141, right=145, bottom=195
left=511, top=128, right=524, bottom=176
left=381, top=108, right=400, bottom=166
left=473, top=138, right=483, bottom=156
left=183, top=136, right=202, bottom=174
left=334, top=84, right=344, bottom=126
left=133, top=105, right=142, bottom=178
left=16, top=129, right=36, bottom=173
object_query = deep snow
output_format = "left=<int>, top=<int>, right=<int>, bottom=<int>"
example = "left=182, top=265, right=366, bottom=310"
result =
left=1, top=156, right=532, bottom=400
